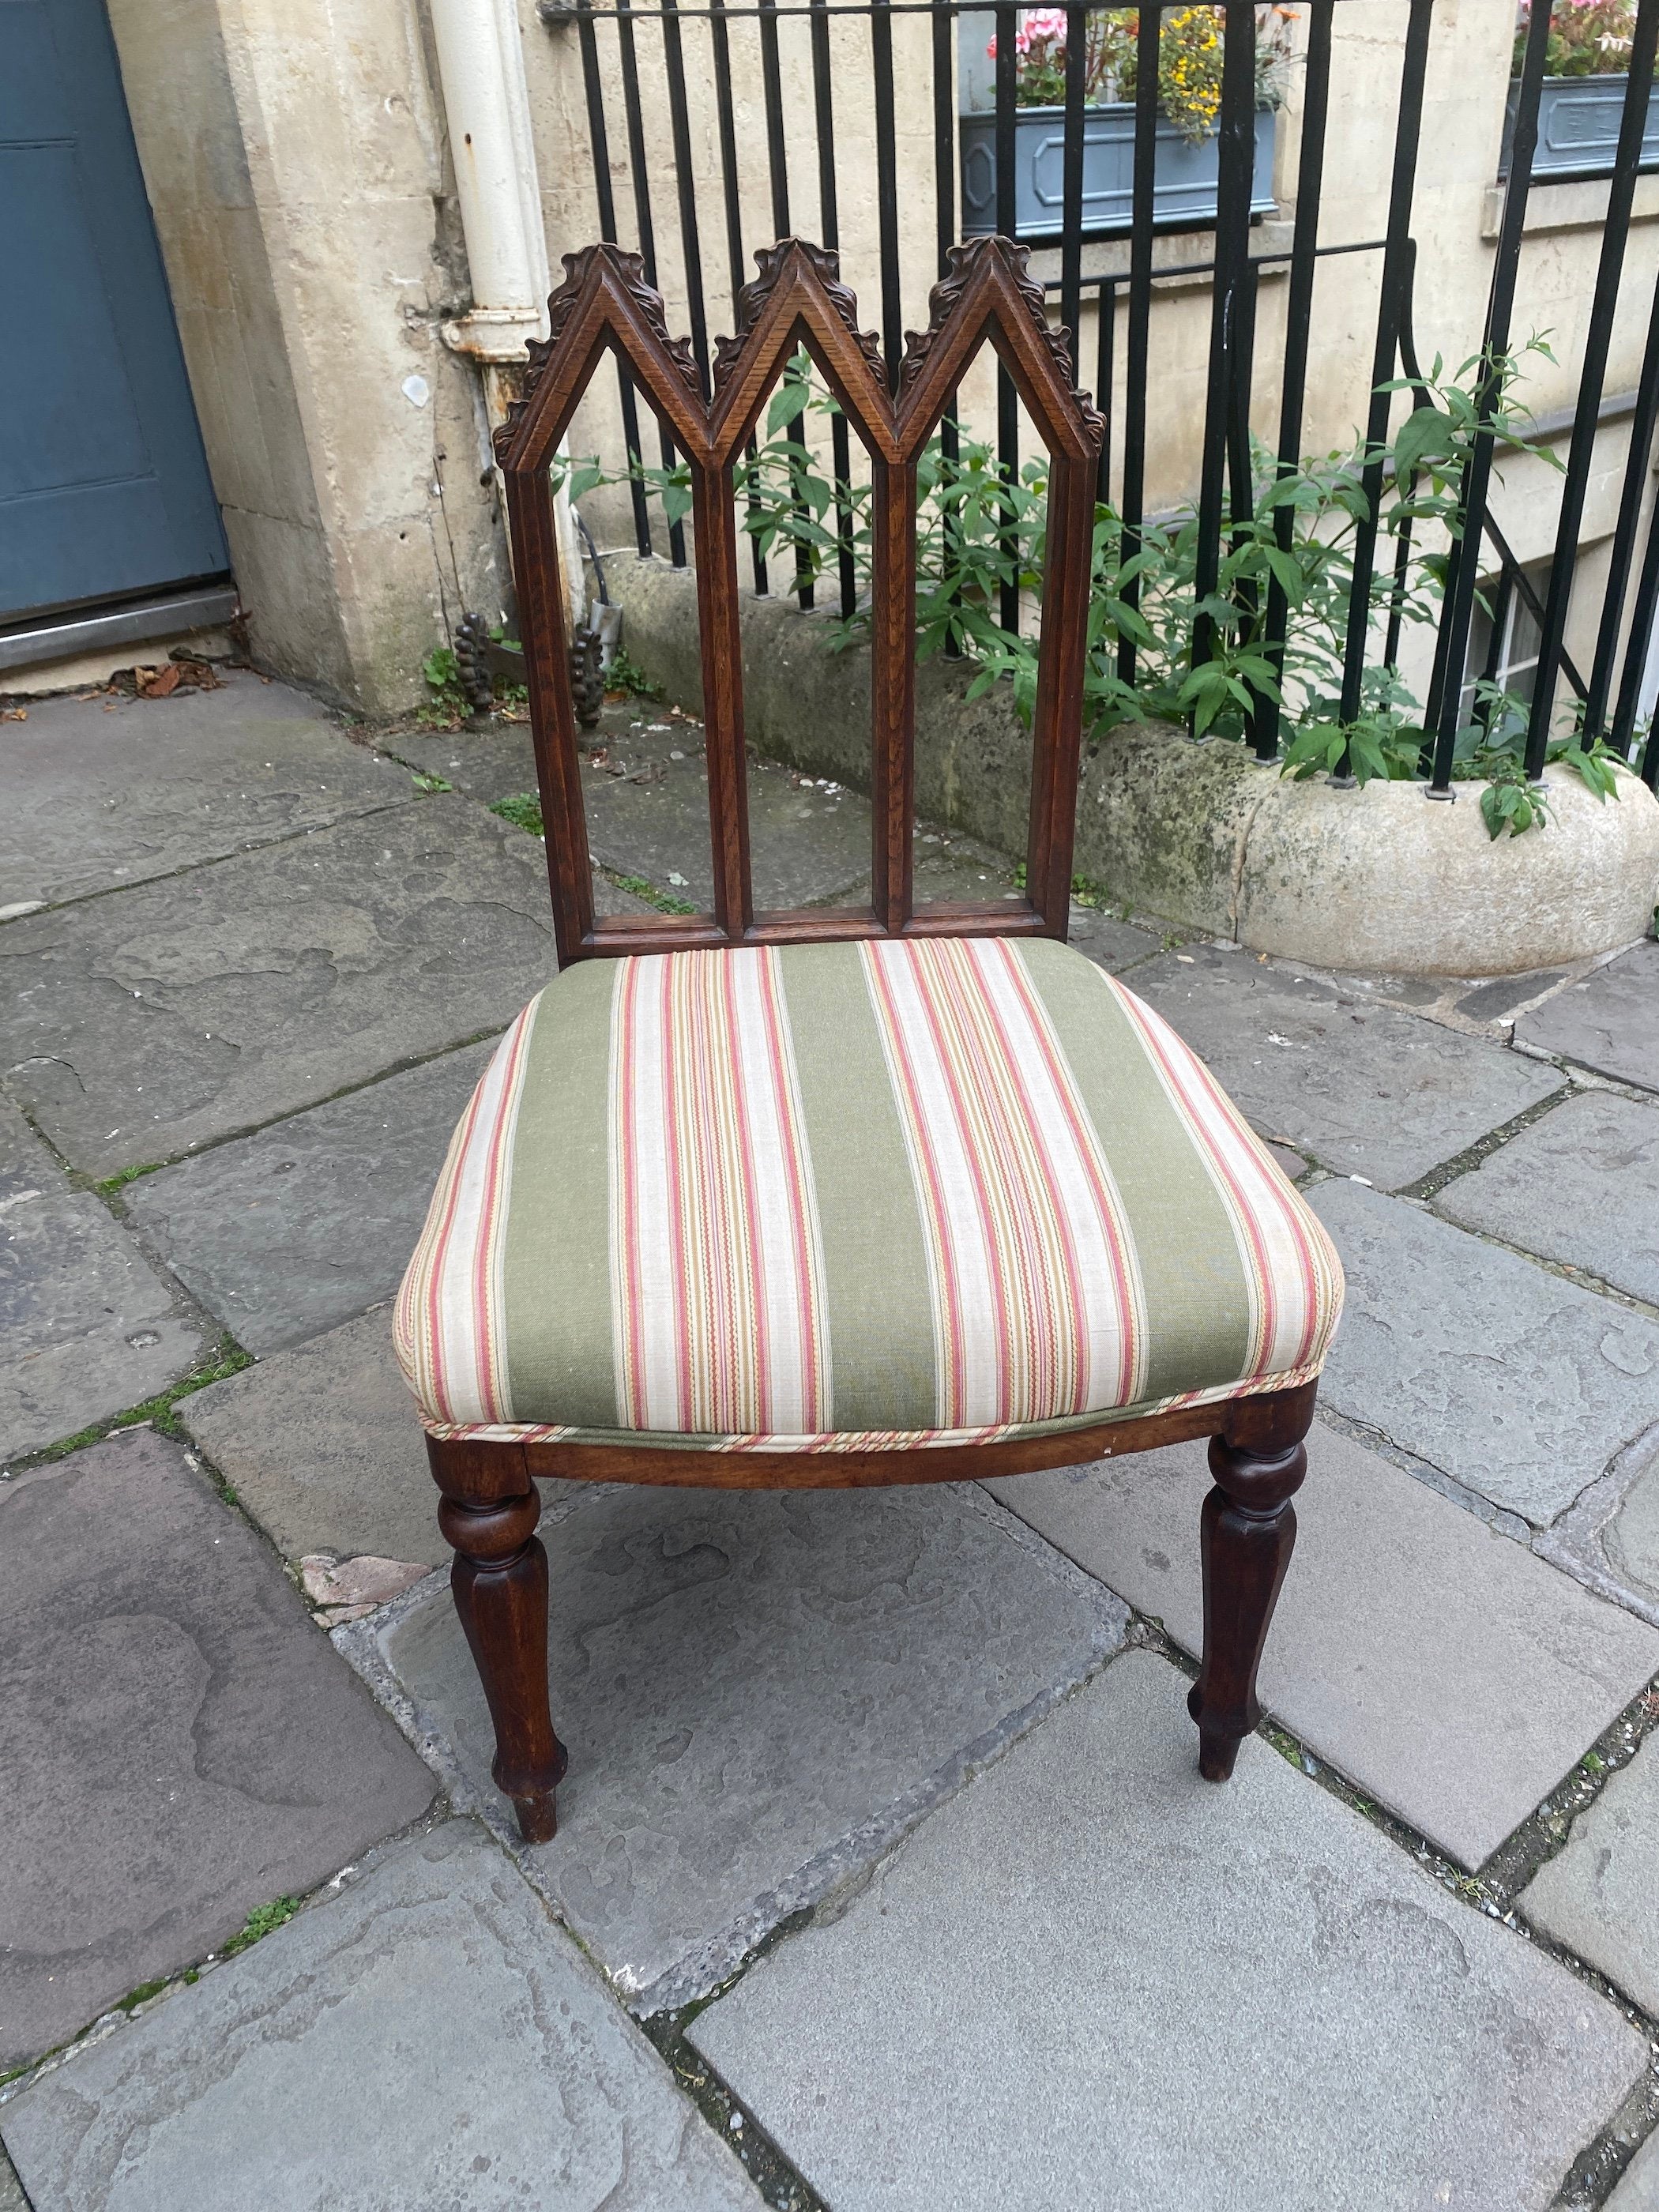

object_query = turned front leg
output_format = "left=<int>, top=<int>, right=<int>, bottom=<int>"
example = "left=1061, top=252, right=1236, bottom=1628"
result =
left=429, top=1439, right=566, bottom=1844
left=1187, top=1386, right=1314, bottom=1782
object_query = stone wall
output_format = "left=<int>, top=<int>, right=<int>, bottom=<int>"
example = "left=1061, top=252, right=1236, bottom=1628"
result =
left=109, top=0, right=510, bottom=711
left=607, top=550, right=1659, bottom=973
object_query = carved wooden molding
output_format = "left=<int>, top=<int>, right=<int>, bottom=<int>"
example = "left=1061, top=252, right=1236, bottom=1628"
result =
left=493, top=243, right=701, bottom=466
left=712, top=238, right=886, bottom=398
left=898, top=236, right=1104, bottom=447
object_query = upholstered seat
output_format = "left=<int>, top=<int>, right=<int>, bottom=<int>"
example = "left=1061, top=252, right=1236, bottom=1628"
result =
left=396, top=934, right=1341, bottom=1455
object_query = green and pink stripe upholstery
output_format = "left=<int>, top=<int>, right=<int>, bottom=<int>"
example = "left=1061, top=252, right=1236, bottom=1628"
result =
left=395, top=936, right=1343, bottom=1454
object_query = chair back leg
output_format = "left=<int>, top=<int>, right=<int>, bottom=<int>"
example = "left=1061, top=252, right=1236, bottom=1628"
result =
left=429, top=1438, right=567, bottom=1843
left=1187, top=1384, right=1316, bottom=1781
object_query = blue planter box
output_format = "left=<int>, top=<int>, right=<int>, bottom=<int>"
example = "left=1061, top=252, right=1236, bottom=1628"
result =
left=1502, top=74, right=1659, bottom=179
left=960, top=103, right=1277, bottom=239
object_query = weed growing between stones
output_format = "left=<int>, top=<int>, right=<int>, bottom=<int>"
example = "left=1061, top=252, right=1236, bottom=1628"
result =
left=489, top=792, right=544, bottom=837
left=220, top=1897, right=303, bottom=1958
left=94, top=1159, right=166, bottom=1194
left=612, top=871, right=698, bottom=916
left=5, top=1335, right=253, bottom=1473
left=488, top=792, right=700, bottom=915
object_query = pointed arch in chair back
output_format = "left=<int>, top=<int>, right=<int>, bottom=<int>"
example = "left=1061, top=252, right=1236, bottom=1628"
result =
left=494, top=235, right=1104, bottom=965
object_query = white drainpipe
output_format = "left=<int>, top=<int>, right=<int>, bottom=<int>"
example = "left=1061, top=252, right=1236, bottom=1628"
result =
left=429, top=0, right=583, bottom=623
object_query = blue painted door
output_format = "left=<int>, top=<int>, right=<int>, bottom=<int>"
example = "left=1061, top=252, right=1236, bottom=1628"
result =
left=0, top=0, right=228, bottom=625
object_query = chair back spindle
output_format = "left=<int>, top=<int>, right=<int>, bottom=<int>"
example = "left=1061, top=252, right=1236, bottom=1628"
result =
left=493, top=235, right=1104, bottom=965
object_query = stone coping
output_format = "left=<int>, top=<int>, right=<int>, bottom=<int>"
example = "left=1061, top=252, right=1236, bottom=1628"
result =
left=607, top=552, right=1659, bottom=976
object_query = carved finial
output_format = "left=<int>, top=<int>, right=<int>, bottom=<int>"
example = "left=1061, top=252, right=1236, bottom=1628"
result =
left=711, top=238, right=886, bottom=396
left=897, top=235, right=1104, bottom=446
left=492, top=243, right=702, bottom=464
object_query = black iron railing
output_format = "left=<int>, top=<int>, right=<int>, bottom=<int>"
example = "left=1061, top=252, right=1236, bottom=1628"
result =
left=539, top=0, right=1659, bottom=792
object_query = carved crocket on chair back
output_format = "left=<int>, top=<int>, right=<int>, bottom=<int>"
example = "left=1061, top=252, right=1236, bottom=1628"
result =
left=397, top=236, right=1344, bottom=1849
left=491, top=234, right=1102, bottom=963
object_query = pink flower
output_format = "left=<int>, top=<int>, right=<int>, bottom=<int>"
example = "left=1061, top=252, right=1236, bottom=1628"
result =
left=988, top=7, right=1068, bottom=60
left=1021, top=7, right=1070, bottom=43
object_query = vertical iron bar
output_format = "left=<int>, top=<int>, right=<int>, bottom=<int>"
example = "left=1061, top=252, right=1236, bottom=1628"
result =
left=995, top=0, right=1020, bottom=635
left=1116, top=2, right=1162, bottom=687
left=709, top=0, right=746, bottom=310
left=1060, top=1, right=1085, bottom=375
left=1422, top=530, right=1463, bottom=740
left=1335, top=0, right=1432, bottom=746
left=813, top=0, right=857, bottom=619
left=1613, top=469, right=1659, bottom=762
left=1525, top=0, right=1659, bottom=775
left=758, top=0, right=791, bottom=233
left=873, top=0, right=905, bottom=382
left=1475, top=565, right=1514, bottom=733
left=756, top=0, right=815, bottom=609
left=1255, top=0, right=1332, bottom=758
left=710, top=0, right=769, bottom=596
left=935, top=2, right=962, bottom=654
left=616, top=0, right=687, bottom=565
left=994, top=1, right=1018, bottom=232
left=660, top=0, right=710, bottom=393
left=1382, top=482, right=1417, bottom=672
left=1096, top=277, right=1115, bottom=507
left=1428, top=0, right=1554, bottom=790
left=1381, top=238, right=1428, bottom=674
left=1191, top=0, right=1258, bottom=684
left=1227, top=260, right=1260, bottom=613
left=578, top=3, right=653, bottom=559
left=1589, top=268, right=1659, bottom=746
left=933, top=1, right=955, bottom=275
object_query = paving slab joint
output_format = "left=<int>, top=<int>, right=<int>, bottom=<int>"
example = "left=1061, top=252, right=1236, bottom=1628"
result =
left=8, top=797, right=418, bottom=920
left=1312, top=1404, right=1537, bottom=1544
left=0, top=1796, right=459, bottom=2112
left=1549, top=2067, right=1659, bottom=2211
left=0, top=1334, right=254, bottom=1480
left=1399, top=1079, right=1578, bottom=1204
left=70, top=1021, right=516, bottom=1188
left=637, top=2011, right=830, bottom=2212
left=1111, top=1588, right=1659, bottom=2119
left=1496, top=1671, right=1659, bottom=1932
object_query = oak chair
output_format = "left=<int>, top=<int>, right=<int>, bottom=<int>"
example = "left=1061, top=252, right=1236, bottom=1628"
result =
left=395, top=235, right=1343, bottom=1844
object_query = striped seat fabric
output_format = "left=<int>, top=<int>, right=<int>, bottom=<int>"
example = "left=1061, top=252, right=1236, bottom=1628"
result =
left=396, top=935, right=1343, bottom=1454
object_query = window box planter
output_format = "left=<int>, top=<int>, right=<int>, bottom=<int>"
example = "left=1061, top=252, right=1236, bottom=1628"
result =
left=1501, top=73, right=1659, bottom=179
left=960, top=103, right=1276, bottom=239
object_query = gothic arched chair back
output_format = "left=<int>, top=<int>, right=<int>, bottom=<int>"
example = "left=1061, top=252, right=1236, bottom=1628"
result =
left=492, top=234, right=1102, bottom=962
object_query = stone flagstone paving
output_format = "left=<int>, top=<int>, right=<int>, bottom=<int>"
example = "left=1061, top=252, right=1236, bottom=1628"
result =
left=988, top=1421, right=1659, bottom=1868
left=1, top=1823, right=765, bottom=2212
left=0, top=1428, right=436, bottom=2064
left=0, top=1100, right=207, bottom=1462
left=1310, top=1177, right=1659, bottom=1526
left=362, top=1483, right=1127, bottom=2013
left=689, top=1656, right=1649, bottom=2212
left=4, top=670, right=1659, bottom=2210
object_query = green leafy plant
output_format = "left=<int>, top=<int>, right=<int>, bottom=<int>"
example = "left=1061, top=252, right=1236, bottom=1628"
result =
left=491, top=792, right=544, bottom=836
left=559, top=337, right=1608, bottom=833
left=613, top=870, right=698, bottom=915
left=605, top=645, right=664, bottom=699
left=221, top=1897, right=302, bottom=1958
left=421, top=644, right=468, bottom=719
